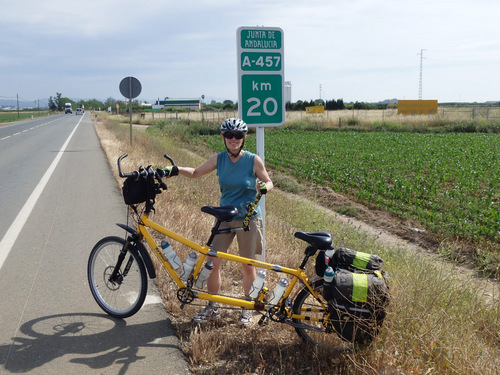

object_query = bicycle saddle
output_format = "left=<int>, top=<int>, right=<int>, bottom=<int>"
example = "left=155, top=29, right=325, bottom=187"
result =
left=294, top=231, right=332, bottom=250
left=201, top=206, right=238, bottom=222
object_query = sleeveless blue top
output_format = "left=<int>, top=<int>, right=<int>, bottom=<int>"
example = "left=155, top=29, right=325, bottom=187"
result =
left=217, top=151, right=260, bottom=220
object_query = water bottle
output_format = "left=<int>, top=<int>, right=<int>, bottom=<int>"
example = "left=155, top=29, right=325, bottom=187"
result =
left=194, top=260, right=214, bottom=289
left=249, top=270, right=266, bottom=299
left=323, top=266, right=335, bottom=286
left=180, top=252, right=197, bottom=281
left=268, top=278, right=289, bottom=305
left=325, top=247, right=335, bottom=265
left=161, top=240, right=182, bottom=270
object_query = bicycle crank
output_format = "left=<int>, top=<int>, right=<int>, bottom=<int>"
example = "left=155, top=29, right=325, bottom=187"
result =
left=177, top=287, right=195, bottom=308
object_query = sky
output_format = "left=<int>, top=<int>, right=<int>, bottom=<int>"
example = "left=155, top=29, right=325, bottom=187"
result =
left=1, top=0, right=500, bottom=106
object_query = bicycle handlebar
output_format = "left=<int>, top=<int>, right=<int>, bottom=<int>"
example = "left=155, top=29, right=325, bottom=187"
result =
left=117, top=153, right=176, bottom=179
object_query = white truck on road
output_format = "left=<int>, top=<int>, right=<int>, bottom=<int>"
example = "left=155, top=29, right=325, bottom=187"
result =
left=64, top=103, right=72, bottom=114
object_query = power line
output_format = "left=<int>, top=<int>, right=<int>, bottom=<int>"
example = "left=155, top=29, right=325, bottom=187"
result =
left=0, top=95, right=37, bottom=102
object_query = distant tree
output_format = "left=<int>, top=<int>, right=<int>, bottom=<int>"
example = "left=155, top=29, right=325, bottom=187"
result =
left=48, top=93, right=72, bottom=111
left=325, top=98, right=345, bottom=110
left=55, top=93, right=63, bottom=111
left=80, top=98, right=105, bottom=110
left=351, top=101, right=378, bottom=110
left=290, top=100, right=304, bottom=111
left=223, top=102, right=236, bottom=110
left=104, top=97, right=117, bottom=110
left=48, top=96, right=57, bottom=111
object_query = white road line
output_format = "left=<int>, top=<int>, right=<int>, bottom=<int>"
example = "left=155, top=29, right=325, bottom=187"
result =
left=1, top=118, right=62, bottom=142
left=0, top=117, right=84, bottom=271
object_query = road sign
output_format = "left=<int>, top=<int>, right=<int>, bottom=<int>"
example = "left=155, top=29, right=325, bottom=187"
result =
left=119, top=76, right=142, bottom=146
left=237, top=27, right=284, bottom=127
left=119, top=76, right=142, bottom=99
left=241, top=74, right=283, bottom=125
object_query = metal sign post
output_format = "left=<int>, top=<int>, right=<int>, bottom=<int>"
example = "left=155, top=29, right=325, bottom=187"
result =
left=237, top=26, right=285, bottom=261
left=119, top=76, right=142, bottom=146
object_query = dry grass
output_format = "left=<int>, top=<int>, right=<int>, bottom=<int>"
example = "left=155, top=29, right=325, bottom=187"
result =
left=93, top=114, right=500, bottom=375
left=115, top=106, right=500, bottom=129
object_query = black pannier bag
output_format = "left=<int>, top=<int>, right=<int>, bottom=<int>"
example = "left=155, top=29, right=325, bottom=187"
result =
left=315, top=247, right=384, bottom=276
left=122, top=176, right=153, bottom=205
left=331, top=247, right=384, bottom=271
left=317, top=247, right=390, bottom=346
left=324, top=268, right=390, bottom=345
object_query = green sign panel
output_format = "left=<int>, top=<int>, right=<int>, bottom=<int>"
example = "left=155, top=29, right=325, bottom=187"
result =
left=241, top=74, right=283, bottom=125
left=241, top=52, right=281, bottom=71
left=237, top=27, right=284, bottom=127
left=240, top=29, right=282, bottom=49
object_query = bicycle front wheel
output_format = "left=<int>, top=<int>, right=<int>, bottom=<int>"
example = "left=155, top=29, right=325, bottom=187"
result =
left=88, top=236, right=147, bottom=318
left=292, top=278, right=352, bottom=351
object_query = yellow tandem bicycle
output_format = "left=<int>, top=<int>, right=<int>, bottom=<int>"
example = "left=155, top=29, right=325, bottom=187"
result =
left=87, top=153, right=352, bottom=350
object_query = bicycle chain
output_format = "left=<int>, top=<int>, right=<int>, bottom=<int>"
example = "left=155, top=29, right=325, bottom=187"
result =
left=175, top=287, right=272, bottom=313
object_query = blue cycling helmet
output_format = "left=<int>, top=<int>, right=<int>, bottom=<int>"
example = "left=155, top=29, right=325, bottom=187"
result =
left=220, top=118, right=248, bottom=133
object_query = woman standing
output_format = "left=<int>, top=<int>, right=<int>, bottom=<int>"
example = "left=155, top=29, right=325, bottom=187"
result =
left=173, top=118, right=273, bottom=326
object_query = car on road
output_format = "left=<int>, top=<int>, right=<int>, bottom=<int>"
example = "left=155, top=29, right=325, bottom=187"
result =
left=76, top=108, right=84, bottom=115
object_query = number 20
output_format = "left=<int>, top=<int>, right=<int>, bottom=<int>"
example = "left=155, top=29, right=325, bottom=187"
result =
left=247, top=97, right=278, bottom=117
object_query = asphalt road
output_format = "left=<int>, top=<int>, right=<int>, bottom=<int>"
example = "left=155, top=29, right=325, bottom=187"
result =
left=0, top=113, right=190, bottom=374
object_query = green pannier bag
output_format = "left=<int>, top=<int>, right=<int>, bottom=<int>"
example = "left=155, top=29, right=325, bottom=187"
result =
left=325, top=268, right=390, bottom=346
left=315, top=247, right=384, bottom=277
left=325, top=268, right=389, bottom=308
left=319, top=247, right=390, bottom=346
left=331, top=247, right=384, bottom=271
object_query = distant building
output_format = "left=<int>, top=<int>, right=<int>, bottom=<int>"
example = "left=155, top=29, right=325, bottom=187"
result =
left=153, top=98, right=201, bottom=110
left=284, top=81, right=292, bottom=104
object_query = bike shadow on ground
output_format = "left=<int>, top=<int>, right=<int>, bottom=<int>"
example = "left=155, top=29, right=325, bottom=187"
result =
left=0, top=312, right=180, bottom=373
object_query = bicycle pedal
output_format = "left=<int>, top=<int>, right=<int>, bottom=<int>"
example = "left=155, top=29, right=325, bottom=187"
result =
left=258, top=315, right=269, bottom=326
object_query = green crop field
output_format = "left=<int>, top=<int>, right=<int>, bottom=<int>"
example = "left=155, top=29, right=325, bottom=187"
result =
left=206, top=129, right=499, bottom=245
left=0, top=111, right=50, bottom=123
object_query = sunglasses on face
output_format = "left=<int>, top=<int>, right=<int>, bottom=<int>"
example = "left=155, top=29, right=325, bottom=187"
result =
left=223, top=132, right=245, bottom=140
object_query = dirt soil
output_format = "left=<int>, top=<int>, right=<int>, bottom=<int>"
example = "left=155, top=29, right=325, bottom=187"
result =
left=311, top=185, right=439, bottom=250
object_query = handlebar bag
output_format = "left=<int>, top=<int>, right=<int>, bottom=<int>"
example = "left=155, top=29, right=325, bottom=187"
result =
left=122, top=176, right=152, bottom=205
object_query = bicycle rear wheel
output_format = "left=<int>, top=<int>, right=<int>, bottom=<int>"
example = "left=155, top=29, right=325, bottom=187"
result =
left=292, top=278, right=352, bottom=351
left=88, top=236, right=147, bottom=318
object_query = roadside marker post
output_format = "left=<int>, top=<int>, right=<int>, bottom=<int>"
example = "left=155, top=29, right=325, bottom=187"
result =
left=119, top=76, right=142, bottom=146
left=237, top=26, right=285, bottom=261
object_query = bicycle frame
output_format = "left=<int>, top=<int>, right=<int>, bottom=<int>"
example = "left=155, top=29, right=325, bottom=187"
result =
left=135, top=212, right=327, bottom=319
